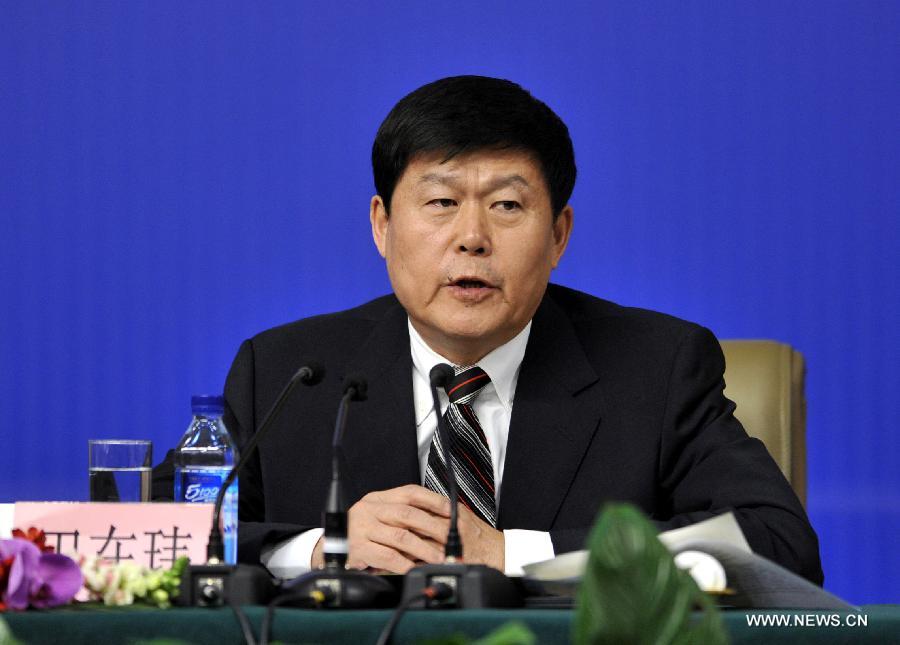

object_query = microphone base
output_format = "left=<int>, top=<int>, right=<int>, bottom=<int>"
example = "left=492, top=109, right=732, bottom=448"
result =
left=402, top=563, right=523, bottom=609
left=281, top=568, right=398, bottom=608
left=177, top=563, right=277, bottom=607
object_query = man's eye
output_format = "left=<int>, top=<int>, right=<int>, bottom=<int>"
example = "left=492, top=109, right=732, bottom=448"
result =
left=494, top=200, right=521, bottom=211
left=428, top=198, right=457, bottom=208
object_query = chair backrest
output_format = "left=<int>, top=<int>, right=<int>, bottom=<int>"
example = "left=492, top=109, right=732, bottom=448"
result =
left=719, top=340, right=807, bottom=506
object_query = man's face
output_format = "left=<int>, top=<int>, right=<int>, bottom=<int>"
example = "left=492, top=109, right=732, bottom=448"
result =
left=371, top=149, right=573, bottom=364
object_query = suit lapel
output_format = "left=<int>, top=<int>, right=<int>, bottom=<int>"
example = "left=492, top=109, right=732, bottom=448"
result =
left=498, top=292, right=604, bottom=530
left=340, top=300, right=421, bottom=502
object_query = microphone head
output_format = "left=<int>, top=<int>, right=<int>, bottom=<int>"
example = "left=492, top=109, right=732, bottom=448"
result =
left=429, top=363, right=455, bottom=389
left=342, top=374, right=368, bottom=401
left=301, top=361, right=326, bottom=386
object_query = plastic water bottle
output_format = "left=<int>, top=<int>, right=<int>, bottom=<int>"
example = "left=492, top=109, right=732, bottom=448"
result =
left=174, top=395, right=239, bottom=564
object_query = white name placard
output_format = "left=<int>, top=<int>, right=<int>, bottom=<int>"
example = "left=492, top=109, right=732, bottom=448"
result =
left=12, top=502, right=214, bottom=570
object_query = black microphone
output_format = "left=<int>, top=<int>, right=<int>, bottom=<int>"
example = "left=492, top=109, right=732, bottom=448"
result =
left=280, top=374, right=397, bottom=608
left=322, top=374, right=367, bottom=568
left=400, top=362, right=522, bottom=609
left=208, top=361, right=325, bottom=563
left=428, top=363, right=462, bottom=560
left=178, top=361, right=325, bottom=607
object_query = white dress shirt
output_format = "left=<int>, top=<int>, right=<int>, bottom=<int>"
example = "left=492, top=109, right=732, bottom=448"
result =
left=261, top=319, right=555, bottom=578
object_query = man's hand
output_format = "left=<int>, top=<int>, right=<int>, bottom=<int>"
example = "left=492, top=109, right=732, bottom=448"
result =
left=311, top=484, right=505, bottom=574
left=312, top=484, right=448, bottom=573
left=454, top=500, right=505, bottom=571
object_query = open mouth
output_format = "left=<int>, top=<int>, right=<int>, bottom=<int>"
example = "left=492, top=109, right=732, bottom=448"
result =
left=446, top=276, right=496, bottom=302
left=452, top=278, right=490, bottom=289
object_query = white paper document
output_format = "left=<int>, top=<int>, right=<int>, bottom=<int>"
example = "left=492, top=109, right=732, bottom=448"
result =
left=521, top=512, right=854, bottom=610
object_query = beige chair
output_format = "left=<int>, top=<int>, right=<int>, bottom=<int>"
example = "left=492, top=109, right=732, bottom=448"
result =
left=719, top=340, right=807, bottom=507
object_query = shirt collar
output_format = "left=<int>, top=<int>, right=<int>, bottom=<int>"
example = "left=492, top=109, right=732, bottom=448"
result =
left=408, top=318, right=532, bottom=425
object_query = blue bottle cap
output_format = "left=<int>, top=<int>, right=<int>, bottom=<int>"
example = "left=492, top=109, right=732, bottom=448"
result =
left=191, top=394, right=225, bottom=415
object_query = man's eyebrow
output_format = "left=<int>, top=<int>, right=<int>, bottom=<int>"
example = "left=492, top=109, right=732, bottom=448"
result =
left=415, top=173, right=532, bottom=191
left=485, top=174, right=531, bottom=192
left=417, top=172, right=460, bottom=186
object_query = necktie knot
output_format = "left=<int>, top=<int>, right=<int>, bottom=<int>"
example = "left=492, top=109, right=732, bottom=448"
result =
left=447, top=365, right=490, bottom=404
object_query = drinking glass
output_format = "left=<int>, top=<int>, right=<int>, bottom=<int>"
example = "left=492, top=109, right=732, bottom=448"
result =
left=88, top=439, right=152, bottom=502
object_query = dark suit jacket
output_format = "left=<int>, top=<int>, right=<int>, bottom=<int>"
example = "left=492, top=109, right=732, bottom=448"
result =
left=220, top=284, right=823, bottom=584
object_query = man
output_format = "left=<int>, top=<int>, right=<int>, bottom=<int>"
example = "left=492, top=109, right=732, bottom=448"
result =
left=224, top=76, right=823, bottom=583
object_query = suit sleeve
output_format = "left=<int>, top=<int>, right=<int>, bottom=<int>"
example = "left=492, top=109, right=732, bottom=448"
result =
left=654, top=325, right=824, bottom=584
left=225, top=339, right=314, bottom=565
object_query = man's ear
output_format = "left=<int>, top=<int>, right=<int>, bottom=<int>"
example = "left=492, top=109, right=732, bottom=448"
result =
left=550, top=204, right=574, bottom=269
left=370, top=195, right=388, bottom=259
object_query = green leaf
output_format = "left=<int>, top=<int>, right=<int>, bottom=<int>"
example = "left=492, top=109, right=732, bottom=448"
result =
left=420, top=621, right=536, bottom=645
left=0, top=616, right=23, bottom=645
left=573, top=504, right=729, bottom=645
left=473, top=621, right=536, bottom=645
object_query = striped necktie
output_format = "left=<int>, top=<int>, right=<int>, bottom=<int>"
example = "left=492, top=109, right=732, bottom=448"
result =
left=424, top=365, right=496, bottom=527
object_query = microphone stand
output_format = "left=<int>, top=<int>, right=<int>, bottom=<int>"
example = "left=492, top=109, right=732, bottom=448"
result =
left=280, top=375, right=397, bottom=608
left=178, top=362, right=325, bottom=607
left=400, top=364, right=522, bottom=609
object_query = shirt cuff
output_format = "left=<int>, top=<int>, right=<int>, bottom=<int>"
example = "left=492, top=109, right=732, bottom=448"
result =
left=260, top=528, right=324, bottom=579
left=503, top=529, right=555, bottom=576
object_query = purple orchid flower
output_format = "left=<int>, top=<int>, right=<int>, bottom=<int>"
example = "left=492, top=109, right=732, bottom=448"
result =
left=1, top=538, right=83, bottom=610
left=0, top=538, right=38, bottom=610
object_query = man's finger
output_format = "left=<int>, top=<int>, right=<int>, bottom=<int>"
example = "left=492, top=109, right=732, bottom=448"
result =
left=398, top=485, right=452, bottom=516
left=365, top=522, right=445, bottom=564
left=346, top=541, right=418, bottom=574
left=364, top=485, right=451, bottom=516
left=372, top=502, right=450, bottom=542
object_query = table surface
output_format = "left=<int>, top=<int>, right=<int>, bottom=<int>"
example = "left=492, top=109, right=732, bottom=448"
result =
left=4, top=604, right=899, bottom=645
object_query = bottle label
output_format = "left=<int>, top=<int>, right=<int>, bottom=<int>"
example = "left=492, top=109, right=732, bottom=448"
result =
left=182, top=470, right=226, bottom=503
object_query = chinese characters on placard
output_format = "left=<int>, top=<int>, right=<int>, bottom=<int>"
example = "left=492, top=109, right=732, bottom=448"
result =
left=45, top=525, right=193, bottom=568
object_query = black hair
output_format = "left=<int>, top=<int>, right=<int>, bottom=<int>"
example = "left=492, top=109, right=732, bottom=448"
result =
left=372, top=75, right=576, bottom=217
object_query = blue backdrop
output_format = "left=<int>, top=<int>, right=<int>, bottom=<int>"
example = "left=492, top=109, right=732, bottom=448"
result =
left=1, top=1, right=897, bottom=604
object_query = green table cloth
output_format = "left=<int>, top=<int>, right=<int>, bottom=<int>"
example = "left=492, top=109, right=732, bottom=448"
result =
left=4, top=604, right=899, bottom=644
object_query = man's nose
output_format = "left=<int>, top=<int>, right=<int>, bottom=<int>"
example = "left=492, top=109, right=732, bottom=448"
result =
left=455, top=203, right=492, bottom=256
